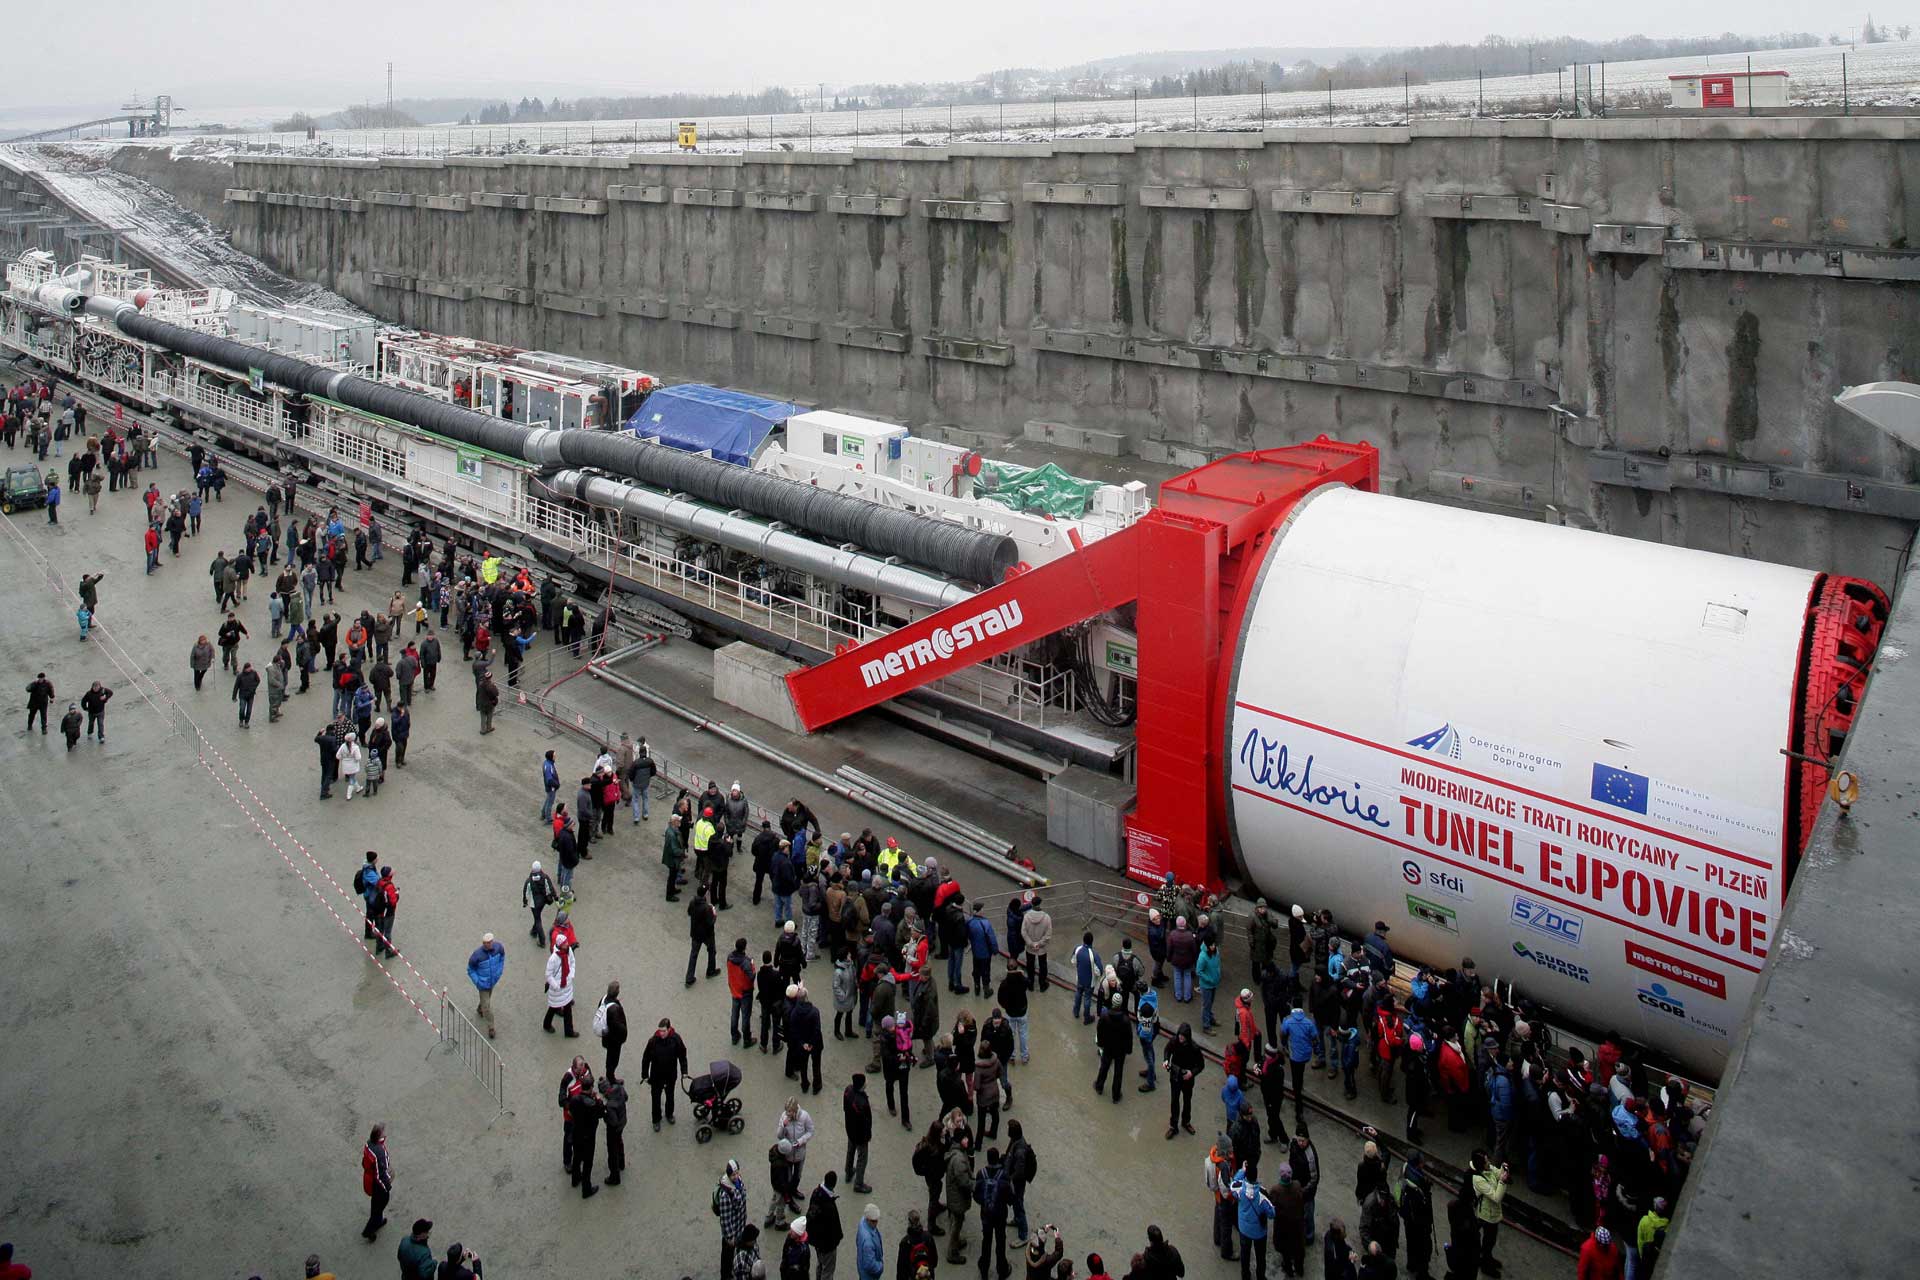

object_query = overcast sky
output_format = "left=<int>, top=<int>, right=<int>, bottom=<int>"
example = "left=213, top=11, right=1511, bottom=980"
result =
left=0, top=0, right=1866, bottom=115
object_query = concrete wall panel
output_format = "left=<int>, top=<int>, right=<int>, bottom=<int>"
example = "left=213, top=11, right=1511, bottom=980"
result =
left=197, top=119, right=1920, bottom=581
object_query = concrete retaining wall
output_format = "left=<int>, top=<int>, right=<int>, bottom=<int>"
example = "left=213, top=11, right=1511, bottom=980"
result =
left=149, top=119, right=1920, bottom=580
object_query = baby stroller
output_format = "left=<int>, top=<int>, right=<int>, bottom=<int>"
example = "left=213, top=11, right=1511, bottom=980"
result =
left=683, top=1060, right=744, bottom=1144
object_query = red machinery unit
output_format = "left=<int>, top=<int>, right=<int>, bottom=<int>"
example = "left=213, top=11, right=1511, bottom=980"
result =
left=785, top=437, right=1383, bottom=889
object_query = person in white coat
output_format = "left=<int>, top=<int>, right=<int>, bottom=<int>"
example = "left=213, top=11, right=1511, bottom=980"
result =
left=336, top=732, right=364, bottom=799
left=545, top=938, right=579, bottom=1036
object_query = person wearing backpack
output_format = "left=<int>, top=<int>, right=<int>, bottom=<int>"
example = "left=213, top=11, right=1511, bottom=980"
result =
left=972, top=1146, right=1015, bottom=1280
left=595, top=980, right=629, bottom=1083
left=1206, top=1134, right=1240, bottom=1261
left=524, top=860, right=557, bottom=946
left=354, top=851, right=382, bottom=941
left=1633, top=1197, right=1669, bottom=1280
left=880, top=1210, right=931, bottom=1279
left=1399, top=1153, right=1435, bottom=1280
left=1003, top=1120, right=1037, bottom=1245
left=1231, top=1164, right=1277, bottom=1280
left=910, top=1123, right=945, bottom=1240
left=1135, top=988, right=1162, bottom=1094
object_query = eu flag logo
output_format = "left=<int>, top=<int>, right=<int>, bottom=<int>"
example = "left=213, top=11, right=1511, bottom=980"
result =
left=1590, top=764, right=1650, bottom=814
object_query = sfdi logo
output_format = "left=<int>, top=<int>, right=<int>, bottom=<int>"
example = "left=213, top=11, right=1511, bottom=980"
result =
left=1401, top=858, right=1472, bottom=901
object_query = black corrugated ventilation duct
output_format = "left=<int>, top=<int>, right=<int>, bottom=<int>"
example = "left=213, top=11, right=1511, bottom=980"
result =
left=105, top=305, right=1019, bottom=585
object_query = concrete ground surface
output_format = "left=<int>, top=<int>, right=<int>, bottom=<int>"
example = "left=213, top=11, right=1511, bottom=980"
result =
left=0, top=452, right=1565, bottom=1279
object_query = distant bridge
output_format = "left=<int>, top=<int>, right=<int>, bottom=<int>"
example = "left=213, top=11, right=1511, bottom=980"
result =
left=4, top=95, right=174, bottom=143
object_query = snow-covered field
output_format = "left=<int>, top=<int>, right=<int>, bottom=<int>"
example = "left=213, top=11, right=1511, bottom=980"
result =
left=0, top=144, right=368, bottom=314
left=111, top=38, right=1920, bottom=161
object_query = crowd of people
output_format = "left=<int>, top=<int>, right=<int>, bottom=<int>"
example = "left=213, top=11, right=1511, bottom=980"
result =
left=12, top=380, right=1697, bottom=1280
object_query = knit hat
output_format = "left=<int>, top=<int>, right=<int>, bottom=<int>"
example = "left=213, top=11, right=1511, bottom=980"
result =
left=1291, top=904, right=1305, bottom=919
left=784, top=920, right=796, bottom=934
left=1594, top=1228, right=1612, bottom=1246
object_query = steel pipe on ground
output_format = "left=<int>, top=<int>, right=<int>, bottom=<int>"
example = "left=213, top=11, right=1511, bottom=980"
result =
left=585, top=662, right=1039, bottom=885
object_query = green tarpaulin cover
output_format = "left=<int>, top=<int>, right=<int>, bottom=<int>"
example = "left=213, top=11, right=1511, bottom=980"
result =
left=976, top=460, right=1103, bottom=518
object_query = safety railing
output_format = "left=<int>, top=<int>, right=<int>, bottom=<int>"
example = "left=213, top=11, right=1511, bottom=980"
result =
left=436, top=987, right=509, bottom=1117
left=500, top=680, right=793, bottom=832
left=152, top=372, right=285, bottom=437
left=84, top=345, right=1086, bottom=730
left=970, top=878, right=1255, bottom=958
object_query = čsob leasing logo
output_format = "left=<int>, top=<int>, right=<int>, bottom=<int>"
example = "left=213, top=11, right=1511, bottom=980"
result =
left=1637, top=981, right=1686, bottom=1017
left=1510, top=894, right=1584, bottom=947
left=1406, top=723, right=1463, bottom=759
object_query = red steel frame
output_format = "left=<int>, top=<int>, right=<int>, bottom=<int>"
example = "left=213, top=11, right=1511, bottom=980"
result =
left=785, top=437, right=1381, bottom=889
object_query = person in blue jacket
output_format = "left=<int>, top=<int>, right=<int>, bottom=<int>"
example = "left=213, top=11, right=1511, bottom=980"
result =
left=541, top=749, right=561, bottom=823
left=854, top=1201, right=884, bottom=1280
left=1232, top=1164, right=1277, bottom=1279
left=1196, top=941, right=1224, bottom=1032
left=1136, top=987, right=1161, bottom=1093
left=466, top=932, right=506, bottom=1038
left=1072, top=932, right=1104, bottom=1025
left=1280, top=1003, right=1321, bottom=1124
left=1222, top=1068, right=1246, bottom=1131
left=965, top=903, right=999, bottom=998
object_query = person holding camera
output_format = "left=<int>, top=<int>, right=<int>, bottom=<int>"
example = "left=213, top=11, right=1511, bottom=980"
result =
left=437, top=1243, right=482, bottom=1280
left=1468, top=1150, right=1511, bottom=1276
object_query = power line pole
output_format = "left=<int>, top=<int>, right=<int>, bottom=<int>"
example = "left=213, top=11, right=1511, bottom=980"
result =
left=387, top=62, right=394, bottom=122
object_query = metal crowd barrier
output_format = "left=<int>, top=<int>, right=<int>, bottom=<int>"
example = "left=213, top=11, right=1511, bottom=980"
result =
left=435, top=987, right=509, bottom=1118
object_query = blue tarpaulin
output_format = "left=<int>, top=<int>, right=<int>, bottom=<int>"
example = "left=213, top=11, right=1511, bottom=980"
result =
left=625, top=383, right=798, bottom=466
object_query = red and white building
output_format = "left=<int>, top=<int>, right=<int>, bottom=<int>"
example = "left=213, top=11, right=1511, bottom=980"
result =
left=1669, top=69, right=1790, bottom=110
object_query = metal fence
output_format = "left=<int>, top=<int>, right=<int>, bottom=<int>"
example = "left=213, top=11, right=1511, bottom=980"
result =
left=436, top=987, right=509, bottom=1117
left=499, top=678, right=785, bottom=831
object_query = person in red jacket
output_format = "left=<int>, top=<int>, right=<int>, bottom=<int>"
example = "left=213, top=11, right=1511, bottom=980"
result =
left=144, top=525, right=161, bottom=575
left=361, top=1123, right=393, bottom=1239
left=727, top=937, right=757, bottom=1048
left=1576, top=1226, right=1624, bottom=1280
left=0, top=1242, right=32, bottom=1280
left=1436, top=1031, right=1472, bottom=1131
left=1371, top=999, right=1405, bottom=1103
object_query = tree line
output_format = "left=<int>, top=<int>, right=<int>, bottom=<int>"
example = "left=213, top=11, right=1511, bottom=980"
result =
left=1139, top=30, right=1884, bottom=97
left=467, top=87, right=803, bottom=125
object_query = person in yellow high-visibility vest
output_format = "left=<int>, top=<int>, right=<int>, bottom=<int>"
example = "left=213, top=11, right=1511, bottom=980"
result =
left=480, top=553, right=502, bottom=585
left=692, top=807, right=718, bottom=887
left=875, top=837, right=917, bottom=884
